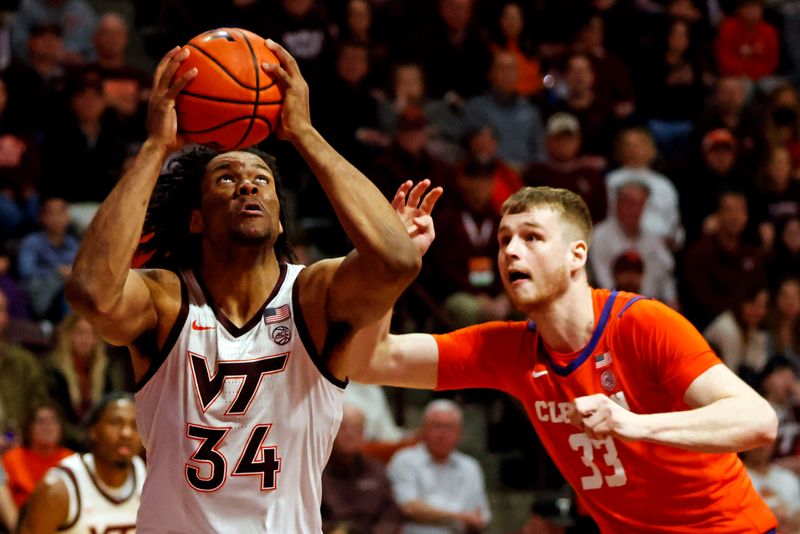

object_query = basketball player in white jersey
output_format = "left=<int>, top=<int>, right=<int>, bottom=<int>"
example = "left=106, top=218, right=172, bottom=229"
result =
left=66, top=38, right=441, bottom=532
left=20, top=393, right=145, bottom=534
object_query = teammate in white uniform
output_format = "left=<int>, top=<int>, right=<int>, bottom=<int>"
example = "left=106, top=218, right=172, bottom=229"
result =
left=67, top=38, right=440, bottom=532
left=20, top=393, right=144, bottom=534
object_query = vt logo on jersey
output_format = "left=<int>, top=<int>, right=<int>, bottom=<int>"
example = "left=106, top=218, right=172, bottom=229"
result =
left=188, top=351, right=289, bottom=415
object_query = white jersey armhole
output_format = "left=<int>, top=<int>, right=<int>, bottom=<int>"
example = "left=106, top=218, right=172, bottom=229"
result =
left=50, top=467, right=79, bottom=529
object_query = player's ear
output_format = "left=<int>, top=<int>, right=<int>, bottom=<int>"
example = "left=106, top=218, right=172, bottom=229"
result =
left=570, top=239, right=588, bottom=271
left=189, top=209, right=204, bottom=234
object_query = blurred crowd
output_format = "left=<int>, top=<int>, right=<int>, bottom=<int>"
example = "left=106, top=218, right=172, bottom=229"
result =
left=1, top=0, right=800, bottom=531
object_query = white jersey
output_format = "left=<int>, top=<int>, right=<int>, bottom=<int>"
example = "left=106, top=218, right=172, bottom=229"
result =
left=52, top=452, right=145, bottom=534
left=135, top=264, right=345, bottom=533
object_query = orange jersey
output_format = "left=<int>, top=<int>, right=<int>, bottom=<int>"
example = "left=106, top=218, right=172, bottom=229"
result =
left=435, top=289, right=776, bottom=533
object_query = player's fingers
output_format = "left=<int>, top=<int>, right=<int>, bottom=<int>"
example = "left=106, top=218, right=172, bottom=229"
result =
left=152, top=46, right=181, bottom=93
left=406, top=179, right=431, bottom=209
left=419, top=186, right=444, bottom=215
left=265, top=39, right=301, bottom=77
left=156, top=47, right=190, bottom=97
left=262, top=62, right=291, bottom=89
left=165, top=67, right=198, bottom=100
left=391, top=181, right=413, bottom=210
left=574, top=394, right=603, bottom=416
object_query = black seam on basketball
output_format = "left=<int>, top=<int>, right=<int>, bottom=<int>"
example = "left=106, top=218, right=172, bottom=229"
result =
left=233, top=29, right=259, bottom=149
left=180, top=91, right=283, bottom=105
left=187, top=42, right=262, bottom=90
left=179, top=115, right=262, bottom=134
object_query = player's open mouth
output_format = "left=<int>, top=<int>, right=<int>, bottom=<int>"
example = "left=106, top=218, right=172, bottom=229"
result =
left=239, top=203, right=263, bottom=216
left=508, top=271, right=530, bottom=282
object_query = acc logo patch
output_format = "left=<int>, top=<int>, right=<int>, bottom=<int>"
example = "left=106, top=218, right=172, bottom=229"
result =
left=271, top=325, right=291, bottom=345
left=600, top=369, right=616, bottom=391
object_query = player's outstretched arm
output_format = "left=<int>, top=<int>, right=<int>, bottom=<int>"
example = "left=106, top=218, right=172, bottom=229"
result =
left=262, top=40, right=420, bottom=332
left=335, top=181, right=441, bottom=387
left=66, top=47, right=197, bottom=347
left=575, top=364, right=777, bottom=453
left=18, top=472, right=69, bottom=534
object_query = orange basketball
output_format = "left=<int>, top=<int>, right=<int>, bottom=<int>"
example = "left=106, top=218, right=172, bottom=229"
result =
left=174, top=28, right=283, bottom=150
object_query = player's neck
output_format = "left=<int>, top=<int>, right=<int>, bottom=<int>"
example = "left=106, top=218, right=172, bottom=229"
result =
left=199, top=253, right=282, bottom=328
left=531, top=283, right=595, bottom=354
left=93, top=457, right=131, bottom=489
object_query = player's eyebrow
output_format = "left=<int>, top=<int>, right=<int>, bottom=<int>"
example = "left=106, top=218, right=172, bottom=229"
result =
left=208, top=161, right=273, bottom=175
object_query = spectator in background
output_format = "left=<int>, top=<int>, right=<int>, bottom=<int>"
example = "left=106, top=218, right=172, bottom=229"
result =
left=423, top=158, right=509, bottom=328
left=338, top=0, right=390, bottom=83
left=683, top=191, right=766, bottom=329
left=549, top=53, right=617, bottom=159
left=0, top=247, right=29, bottom=320
left=322, top=404, right=404, bottom=534
left=387, top=399, right=491, bottom=533
left=606, top=127, right=684, bottom=249
left=41, top=73, right=127, bottom=229
left=715, top=0, right=780, bottom=87
left=463, top=125, right=522, bottom=215
left=313, top=40, right=381, bottom=168
left=703, top=284, right=770, bottom=385
left=759, top=356, right=800, bottom=472
left=680, top=128, right=747, bottom=245
left=763, top=83, right=800, bottom=169
left=590, top=181, right=678, bottom=307
left=45, top=313, right=125, bottom=451
left=17, top=197, right=78, bottom=323
left=755, top=145, right=800, bottom=250
left=263, top=0, right=335, bottom=89
left=637, top=18, right=709, bottom=164
left=2, top=403, right=72, bottom=509
left=377, top=62, right=464, bottom=163
left=410, top=0, right=491, bottom=103
left=371, top=106, right=453, bottom=200
left=611, top=250, right=645, bottom=294
left=463, top=50, right=545, bottom=171
left=489, top=2, right=541, bottom=98
left=4, top=23, right=68, bottom=136
left=767, top=215, right=800, bottom=288
left=0, top=288, right=48, bottom=445
left=766, top=277, right=800, bottom=367
left=522, top=113, right=607, bottom=222
left=88, top=13, right=149, bottom=147
left=572, top=14, right=635, bottom=119
left=741, top=438, right=800, bottom=533
left=10, top=0, right=97, bottom=65
left=695, top=75, right=764, bottom=174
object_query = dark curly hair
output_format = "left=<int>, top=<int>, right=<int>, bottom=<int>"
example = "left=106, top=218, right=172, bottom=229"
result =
left=135, top=146, right=295, bottom=270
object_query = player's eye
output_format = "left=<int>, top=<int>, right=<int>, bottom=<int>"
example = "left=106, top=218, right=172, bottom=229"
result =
left=218, top=174, right=234, bottom=183
left=255, top=175, right=269, bottom=184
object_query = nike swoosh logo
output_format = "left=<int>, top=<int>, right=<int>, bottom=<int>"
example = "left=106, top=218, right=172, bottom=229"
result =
left=533, top=370, right=549, bottom=378
left=191, top=320, right=215, bottom=331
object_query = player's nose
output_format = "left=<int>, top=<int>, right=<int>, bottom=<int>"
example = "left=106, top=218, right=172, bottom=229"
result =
left=237, top=179, right=259, bottom=196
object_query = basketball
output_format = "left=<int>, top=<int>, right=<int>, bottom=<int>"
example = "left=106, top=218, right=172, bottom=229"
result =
left=173, top=28, right=283, bottom=150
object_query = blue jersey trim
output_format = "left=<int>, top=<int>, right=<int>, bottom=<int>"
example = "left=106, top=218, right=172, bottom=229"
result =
left=616, top=295, right=650, bottom=318
left=536, top=290, right=619, bottom=377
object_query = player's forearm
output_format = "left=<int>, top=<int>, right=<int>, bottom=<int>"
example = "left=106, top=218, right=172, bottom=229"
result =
left=638, top=394, right=777, bottom=453
left=68, top=139, right=168, bottom=310
left=289, top=127, right=420, bottom=279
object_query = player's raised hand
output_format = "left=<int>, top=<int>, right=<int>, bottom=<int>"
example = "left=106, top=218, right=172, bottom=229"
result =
left=573, top=394, right=645, bottom=441
left=262, top=39, right=311, bottom=143
left=391, top=179, right=444, bottom=257
left=147, top=46, right=196, bottom=152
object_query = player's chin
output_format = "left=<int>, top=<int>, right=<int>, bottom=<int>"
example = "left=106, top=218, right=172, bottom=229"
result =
left=229, top=226, right=273, bottom=246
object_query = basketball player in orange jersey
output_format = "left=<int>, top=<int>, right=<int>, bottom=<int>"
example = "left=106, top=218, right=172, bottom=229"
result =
left=353, top=186, right=779, bottom=533
left=66, top=40, right=441, bottom=532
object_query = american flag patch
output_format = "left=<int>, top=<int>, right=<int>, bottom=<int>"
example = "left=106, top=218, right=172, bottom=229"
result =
left=595, top=352, right=612, bottom=368
left=264, top=304, right=291, bottom=324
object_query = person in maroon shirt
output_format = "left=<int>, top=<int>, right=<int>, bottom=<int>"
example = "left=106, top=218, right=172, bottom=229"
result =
left=682, top=190, right=766, bottom=329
